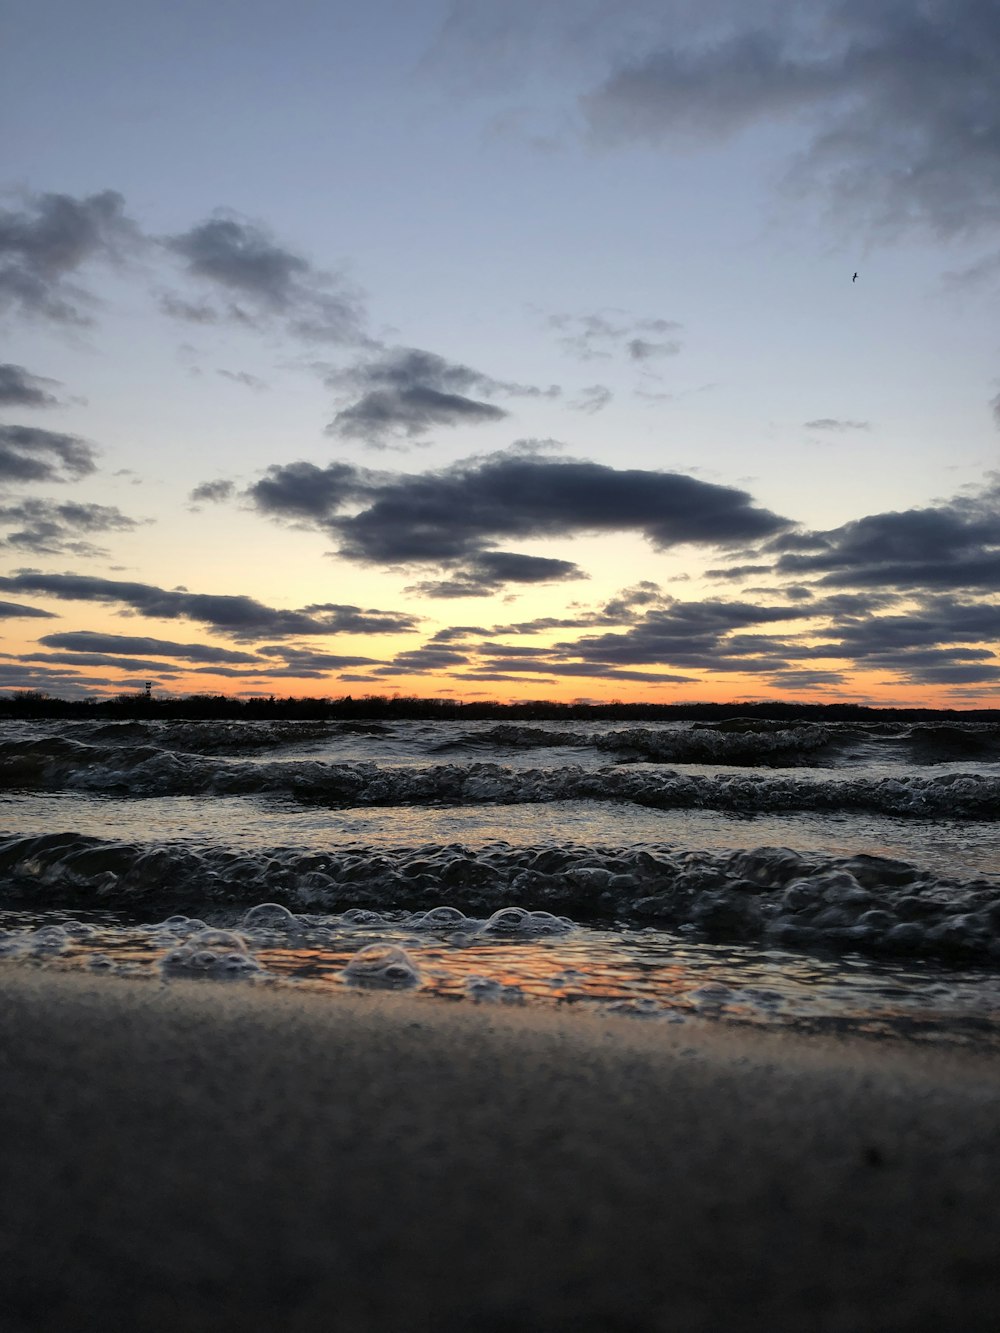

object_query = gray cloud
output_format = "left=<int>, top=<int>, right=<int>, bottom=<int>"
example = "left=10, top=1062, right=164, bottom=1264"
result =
left=570, top=384, right=613, bottom=414
left=248, top=448, right=791, bottom=594
left=0, top=572, right=418, bottom=642
left=627, top=336, right=681, bottom=361
left=331, top=385, right=507, bottom=446
left=255, top=645, right=382, bottom=671
left=584, top=1, right=1000, bottom=238
left=189, top=479, right=236, bottom=505
left=557, top=598, right=806, bottom=670
left=0, top=499, right=139, bottom=556
left=0, top=426, right=97, bottom=484
left=324, top=346, right=558, bottom=446
left=159, top=294, right=220, bottom=324
left=0, top=189, right=140, bottom=324
left=38, top=631, right=260, bottom=665
left=804, top=418, right=870, bottom=432
left=0, top=364, right=62, bottom=408
left=165, top=213, right=368, bottom=343
left=407, top=551, right=584, bottom=598
left=768, top=477, right=1000, bottom=591
left=549, top=310, right=682, bottom=361
left=217, top=369, right=267, bottom=390
left=0, top=599, right=56, bottom=619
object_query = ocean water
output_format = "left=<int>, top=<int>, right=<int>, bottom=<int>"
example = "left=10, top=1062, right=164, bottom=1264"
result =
left=2, top=713, right=999, bottom=1048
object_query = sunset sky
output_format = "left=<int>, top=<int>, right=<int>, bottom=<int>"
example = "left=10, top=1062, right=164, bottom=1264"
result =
left=1, top=0, right=998, bottom=706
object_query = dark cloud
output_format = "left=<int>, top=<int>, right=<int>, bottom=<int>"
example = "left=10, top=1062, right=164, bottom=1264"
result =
left=0, top=426, right=97, bottom=484
left=331, top=385, right=507, bottom=446
left=247, top=460, right=372, bottom=521
left=0, top=364, right=62, bottom=408
left=38, top=632, right=260, bottom=665
left=21, top=650, right=184, bottom=674
left=297, top=603, right=421, bottom=634
left=248, top=449, right=790, bottom=595
left=255, top=645, right=382, bottom=670
left=0, top=572, right=418, bottom=642
left=557, top=598, right=807, bottom=669
left=461, top=657, right=693, bottom=684
left=165, top=213, right=368, bottom=343
left=0, top=189, right=140, bottom=324
left=583, top=1, right=1000, bottom=237
left=189, top=479, right=236, bottom=505
left=0, top=599, right=56, bottom=619
left=0, top=660, right=127, bottom=699
left=769, top=478, right=1000, bottom=591
left=382, top=646, right=471, bottom=672
left=324, top=346, right=557, bottom=446
left=0, top=499, right=139, bottom=556
left=408, top=552, right=584, bottom=598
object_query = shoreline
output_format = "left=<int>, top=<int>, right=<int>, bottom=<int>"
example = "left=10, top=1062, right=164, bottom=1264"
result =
left=2, top=968, right=999, bottom=1331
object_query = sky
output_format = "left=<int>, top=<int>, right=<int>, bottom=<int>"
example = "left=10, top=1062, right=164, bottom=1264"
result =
left=1, top=0, right=998, bottom=707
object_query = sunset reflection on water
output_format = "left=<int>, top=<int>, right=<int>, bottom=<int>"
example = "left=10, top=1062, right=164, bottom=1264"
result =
left=5, top=905, right=996, bottom=1050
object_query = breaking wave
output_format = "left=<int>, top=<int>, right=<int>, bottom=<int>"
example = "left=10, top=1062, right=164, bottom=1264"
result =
left=1, top=831, right=998, bottom=964
left=0, top=737, right=998, bottom=818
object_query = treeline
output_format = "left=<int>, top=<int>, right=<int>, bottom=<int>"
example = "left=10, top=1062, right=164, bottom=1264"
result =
left=0, top=689, right=995, bottom=723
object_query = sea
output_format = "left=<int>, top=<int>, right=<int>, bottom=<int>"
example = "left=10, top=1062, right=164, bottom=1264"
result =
left=2, top=710, right=1000, bottom=1049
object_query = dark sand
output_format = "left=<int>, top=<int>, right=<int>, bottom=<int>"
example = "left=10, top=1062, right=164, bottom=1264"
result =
left=1, top=968, right=998, bottom=1332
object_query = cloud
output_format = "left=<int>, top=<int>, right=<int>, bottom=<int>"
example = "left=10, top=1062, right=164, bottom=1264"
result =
left=0, top=426, right=97, bottom=483
left=767, top=476, right=1000, bottom=591
left=627, top=336, right=681, bottom=361
left=0, top=599, right=56, bottom=619
left=570, top=384, right=613, bottom=414
left=0, top=189, right=140, bottom=324
left=331, top=385, right=507, bottom=445
left=248, top=448, right=791, bottom=593
left=324, top=346, right=558, bottom=446
left=583, top=1, right=1000, bottom=238
left=159, top=294, right=221, bottom=324
left=804, top=418, right=870, bottom=432
left=297, top=602, right=422, bottom=634
left=164, top=212, right=368, bottom=343
left=407, top=552, right=584, bottom=598
left=217, top=369, right=267, bottom=390
left=548, top=309, right=682, bottom=361
left=38, top=631, right=260, bottom=665
left=0, top=499, right=140, bottom=556
left=0, top=572, right=419, bottom=641
left=0, top=364, right=63, bottom=408
left=189, top=479, right=236, bottom=505
left=556, top=597, right=807, bottom=670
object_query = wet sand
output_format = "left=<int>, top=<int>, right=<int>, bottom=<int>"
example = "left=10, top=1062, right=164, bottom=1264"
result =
left=1, top=968, right=998, bottom=1332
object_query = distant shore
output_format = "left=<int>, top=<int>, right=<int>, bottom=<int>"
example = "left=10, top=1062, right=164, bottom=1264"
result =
left=2, top=690, right=997, bottom=723
left=2, top=967, right=999, bottom=1331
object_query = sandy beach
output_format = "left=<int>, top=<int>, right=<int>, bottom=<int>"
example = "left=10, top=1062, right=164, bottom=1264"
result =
left=1, top=968, right=998, bottom=1332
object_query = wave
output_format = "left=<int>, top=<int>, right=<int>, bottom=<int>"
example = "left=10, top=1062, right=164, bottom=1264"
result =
left=61, top=719, right=383, bottom=753
left=439, top=721, right=843, bottom=766
left=1, top=832, right=997, bottom=964
left=436, top=719, right=1000, bottom=766
left=0, top=739, right=998, bottom=817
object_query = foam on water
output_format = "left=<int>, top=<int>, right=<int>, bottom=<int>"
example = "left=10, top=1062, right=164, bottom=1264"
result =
left=2, top=903, right=1000, bottom=1049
